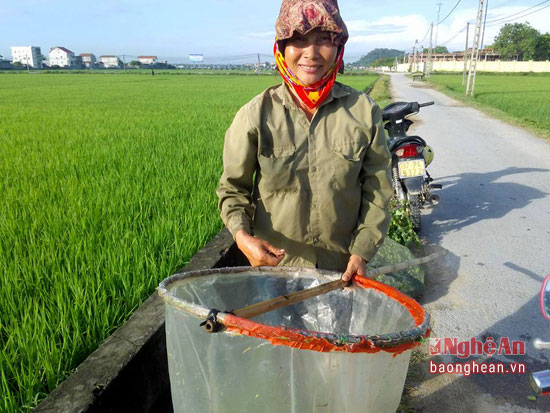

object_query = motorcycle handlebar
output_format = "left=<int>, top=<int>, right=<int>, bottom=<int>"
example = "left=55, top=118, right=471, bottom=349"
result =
left=419, top=101, right=435, bottom=107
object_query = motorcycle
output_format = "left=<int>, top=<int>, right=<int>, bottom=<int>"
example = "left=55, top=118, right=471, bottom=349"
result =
left=381, top=100, right=441, bottom=231
left=530, top=274, right=550, bottom=395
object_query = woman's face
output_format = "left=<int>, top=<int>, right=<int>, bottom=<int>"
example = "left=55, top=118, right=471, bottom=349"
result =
left=285, top=29, right=338, bottom=86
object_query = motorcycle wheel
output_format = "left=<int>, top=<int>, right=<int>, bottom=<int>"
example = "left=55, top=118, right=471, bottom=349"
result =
left=408, top=194, right=421, bottom=232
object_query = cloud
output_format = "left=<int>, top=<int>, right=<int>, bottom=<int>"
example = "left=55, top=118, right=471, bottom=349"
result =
left=345, top=5, right=550, bottom=54
left=436, top=6, right=550, bottom=51
left=347, top=14, right=429, bottom=51
left=347, top=20, right=407, bottom=35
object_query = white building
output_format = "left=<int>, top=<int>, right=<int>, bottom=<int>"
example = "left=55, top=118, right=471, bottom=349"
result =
left=11, top=46, right=42, bottom=68
left=100, top=55, right=122, bottom=68
left=49, top=47, right=77, bottom=68
left=138, top=56, right=157, bottom=65
left=79, top=53, right=97, bottom=68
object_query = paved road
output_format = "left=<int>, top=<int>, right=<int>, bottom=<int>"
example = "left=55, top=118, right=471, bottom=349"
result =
left=387, top=73, right=550, bottom=412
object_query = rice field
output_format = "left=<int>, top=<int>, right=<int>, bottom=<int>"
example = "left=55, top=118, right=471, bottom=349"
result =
left=0, top=72, right=378, bottom=411
left=427, top=73, right=550, bottom=138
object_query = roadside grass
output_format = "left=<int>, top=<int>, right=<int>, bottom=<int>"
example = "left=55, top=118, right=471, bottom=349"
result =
left=426, top=72, right=550, bottom=140
left=0, top=73, right=378, bottom=411
left=368, top=74, right=392, bottom=109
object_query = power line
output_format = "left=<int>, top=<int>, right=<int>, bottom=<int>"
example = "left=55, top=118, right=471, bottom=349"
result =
left=419, top=25, right=432, bottom=44
left=437, top=0, right=463, bottom=25
left=485, top=0, right=549, bottom=23
left=440, top=25, right=468, bottom=45
left=485, top=2, right=550, bottom=26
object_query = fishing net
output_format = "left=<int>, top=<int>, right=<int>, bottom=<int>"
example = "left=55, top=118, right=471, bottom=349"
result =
left=158, top=267, right=430, bottom=412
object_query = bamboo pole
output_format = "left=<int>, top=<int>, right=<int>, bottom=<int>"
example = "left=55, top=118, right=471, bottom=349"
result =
left=233, top=278, right=348, bottom=319
left=203, top=250, right=447, bottom=332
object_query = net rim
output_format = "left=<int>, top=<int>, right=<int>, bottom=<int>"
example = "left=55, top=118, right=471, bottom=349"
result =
left=158, top=266, right=430, bottom=354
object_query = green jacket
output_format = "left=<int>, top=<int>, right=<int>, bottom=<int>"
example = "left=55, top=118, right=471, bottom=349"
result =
left=217, top=82, right=392, bottom=272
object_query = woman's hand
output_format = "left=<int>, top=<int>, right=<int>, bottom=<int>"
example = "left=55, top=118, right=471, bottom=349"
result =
left=235, top=230, right=285, bottom=267
left=342, top=254, right=367, bottom=282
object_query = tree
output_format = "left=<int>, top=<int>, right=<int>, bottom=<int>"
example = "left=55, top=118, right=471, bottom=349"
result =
left=12, top=61, right=22, bottom=67
left=493, top=22, right=540, bottom=60
left=129, top=60, right=142, bottom=67
left=423, top=46, right=449, bottom=54
left=370, top=57, right=397, bottom=67
left=534, top=33, right=550, bottom=61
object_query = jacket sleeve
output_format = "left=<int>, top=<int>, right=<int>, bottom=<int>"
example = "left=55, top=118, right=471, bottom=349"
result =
left=349, top=101, right=393, bottom=261
left=216, top=105, right=259, bottom=238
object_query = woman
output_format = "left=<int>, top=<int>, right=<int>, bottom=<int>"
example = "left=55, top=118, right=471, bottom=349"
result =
left=217, top=0, right=392, bottom=282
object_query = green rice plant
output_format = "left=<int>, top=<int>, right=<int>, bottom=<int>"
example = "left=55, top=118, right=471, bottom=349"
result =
left=427, top=73, right=550, bottom=139
left=0, top=73, right=378, bottom=411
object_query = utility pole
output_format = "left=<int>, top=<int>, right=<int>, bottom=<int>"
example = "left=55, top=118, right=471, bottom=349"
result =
left=425, top=23, right=434, bottom=78
left=256, top=53, right=261, bottom=74
left=413, top=40, right=419, bottom=72
left=435, top=2, right=443, bottom=48
left=122, top=55, right=126, bottom=71
left=403, top=50, right=407, bottom=64
left=466, top=0, right=485, bottom=96
left=480, top=0, right=489, bottom=51
left=462, top=22, right=470, bottom=86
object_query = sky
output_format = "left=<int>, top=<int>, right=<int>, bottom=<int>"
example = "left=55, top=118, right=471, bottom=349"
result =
left=1, top=0, right=550, bottom=64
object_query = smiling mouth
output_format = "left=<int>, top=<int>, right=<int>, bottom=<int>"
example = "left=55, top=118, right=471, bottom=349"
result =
left=299, top=64, right=322, bottom=73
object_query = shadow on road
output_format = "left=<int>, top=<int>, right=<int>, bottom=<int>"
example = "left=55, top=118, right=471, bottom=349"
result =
left=414, top=167, right=548, bottom=304
left=403, top=167, right=550, bottom=410
left=405, top=290, right=550, bottom=411
left=504, top=262, right=546, bottom=284
left=423, top=166, right=549, bottom=245
left=417, top=243, right=460, bottom=305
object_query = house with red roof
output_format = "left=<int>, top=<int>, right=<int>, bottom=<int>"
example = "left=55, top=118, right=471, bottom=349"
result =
left=49, top=46, right=77, bottom=68
left=138, top=56, right=157, bottom=65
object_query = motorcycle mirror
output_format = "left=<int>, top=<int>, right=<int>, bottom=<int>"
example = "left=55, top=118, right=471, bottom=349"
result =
left=540, top=274, right=550, bottom=320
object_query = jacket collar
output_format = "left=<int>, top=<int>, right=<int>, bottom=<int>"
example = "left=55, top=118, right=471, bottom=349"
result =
left=272, top=81, right=350, bottom=111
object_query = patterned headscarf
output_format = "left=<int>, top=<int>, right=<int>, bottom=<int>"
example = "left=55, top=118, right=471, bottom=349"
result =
left=274, top=0, right=349, bottom=109
left=275, top=0, right=348, bottom=46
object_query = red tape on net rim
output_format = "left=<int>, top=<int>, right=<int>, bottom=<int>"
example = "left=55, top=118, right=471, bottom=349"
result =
left=223, top=275, right=430, bottom=354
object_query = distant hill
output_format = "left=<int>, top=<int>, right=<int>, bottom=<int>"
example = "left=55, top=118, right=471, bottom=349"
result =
left=352, top=48, right=404, bottom=67
left=370, top=57, right=398, bottom=68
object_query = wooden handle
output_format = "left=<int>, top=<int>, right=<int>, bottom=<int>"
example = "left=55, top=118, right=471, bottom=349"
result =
left=233, top=278, right=348, bottom=319
left=212, top=249, right=447, bottom=325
